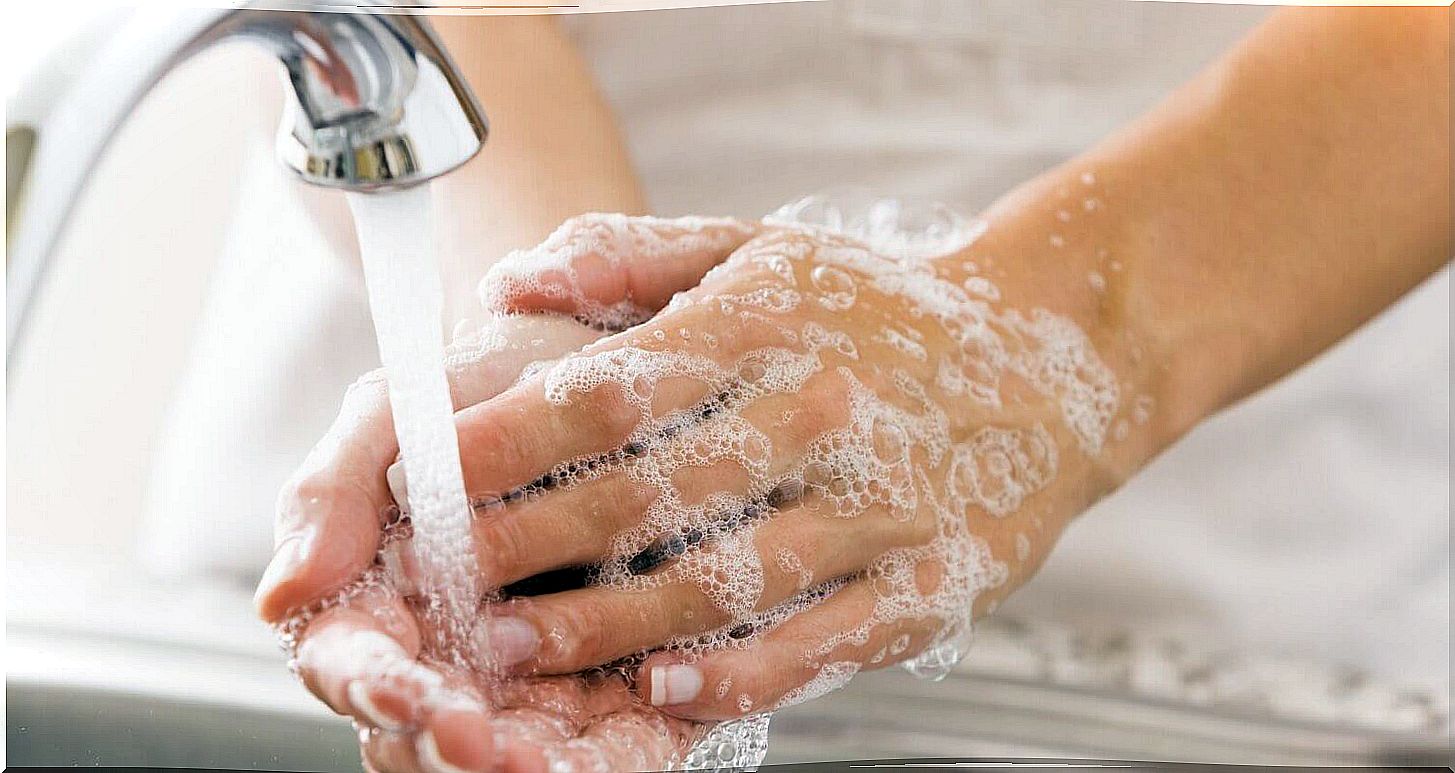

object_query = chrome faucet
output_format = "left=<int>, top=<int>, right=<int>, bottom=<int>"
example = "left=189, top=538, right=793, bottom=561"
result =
left=5, top=5, right=489, bottom=363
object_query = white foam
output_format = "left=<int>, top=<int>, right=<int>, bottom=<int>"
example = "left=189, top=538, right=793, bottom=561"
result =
left=280, top=192, right=1126, bottom=768
left=479, top=213, right=756, bottom=330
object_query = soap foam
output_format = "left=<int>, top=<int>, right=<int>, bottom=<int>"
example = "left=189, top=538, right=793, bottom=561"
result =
left=278, top=191, right=1128, bottom=772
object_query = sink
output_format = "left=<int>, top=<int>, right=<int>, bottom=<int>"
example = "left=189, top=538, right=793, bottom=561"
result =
left=5, top=554, right=1448, bottom=769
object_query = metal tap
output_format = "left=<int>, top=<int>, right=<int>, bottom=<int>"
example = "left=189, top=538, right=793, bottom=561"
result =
left=5, top=5, right=489, bottom=362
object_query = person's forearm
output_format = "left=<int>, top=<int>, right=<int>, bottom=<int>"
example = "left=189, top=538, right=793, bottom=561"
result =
left=432, top=16, right=646, bottom=322
left=961, top=7, right=1448, bottom=480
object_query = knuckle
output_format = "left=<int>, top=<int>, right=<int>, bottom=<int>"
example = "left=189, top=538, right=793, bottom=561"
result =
left=343, top=369, right=388, bottom=405
left=731, top=313, right=790, bottom=352
left=715, top=656, right=792, bottom=716
left=582, top=382, right=642, bottom=443
left=295, top=473, right=372, bottom=516
left=594, top=479, right=656, bottom=536
left=540, top=600, right=616, bottom=670
left=800, top=374, right=853, bottom=435
left=475, top=515, right=528, bottom=586
left=900, top=506, right=939, bottom=546
left=278, top=472, right=354, bottom=534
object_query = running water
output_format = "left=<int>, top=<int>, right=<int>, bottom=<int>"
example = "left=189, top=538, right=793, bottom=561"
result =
left=347, top=185, right=480, bottom=652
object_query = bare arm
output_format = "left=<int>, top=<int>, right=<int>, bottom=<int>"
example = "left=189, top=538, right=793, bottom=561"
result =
left=430, top=16, right=646, bottom=321
left=970, top=7, right=1449, bottom=480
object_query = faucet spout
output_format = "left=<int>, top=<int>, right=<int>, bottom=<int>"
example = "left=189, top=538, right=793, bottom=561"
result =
left=5, top=6, right=488, bottom=364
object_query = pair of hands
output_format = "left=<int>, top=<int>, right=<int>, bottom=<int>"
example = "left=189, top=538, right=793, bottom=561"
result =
left=254, top=208, right=1134, bottom=772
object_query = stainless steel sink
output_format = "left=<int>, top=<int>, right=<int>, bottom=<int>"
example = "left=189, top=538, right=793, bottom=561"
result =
left=8, top=628, right=1449, bottom=770
left=6, top=557, right=1449, bottom=769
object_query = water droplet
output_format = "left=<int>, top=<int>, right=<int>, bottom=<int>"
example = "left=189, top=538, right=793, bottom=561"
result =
left=738, top=360, right=767, bottom=384
left=743, top=435, right=770, bottom=464
left=902, top=625, right=973, bottom=682
left=871, top=419, right=908, bottom=465
left=632, top=375, right=654, bottom=400
left=811, top=265, right=857, bottom=310
left=1133, top=394, right=1155, bottom=424
left=963, top=276, right=1000, bottom=301
left=803, top=461, right=834, bottom=488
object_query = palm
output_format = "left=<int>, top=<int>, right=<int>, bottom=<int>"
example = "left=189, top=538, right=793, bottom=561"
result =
left=369, top=586, right=702, bottom=771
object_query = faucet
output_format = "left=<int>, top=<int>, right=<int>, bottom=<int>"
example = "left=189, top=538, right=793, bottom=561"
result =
left=5, top=5, right=489, bottom=364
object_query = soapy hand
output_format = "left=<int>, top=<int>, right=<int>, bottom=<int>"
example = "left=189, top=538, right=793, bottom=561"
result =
left=438, top=208, right=1132, bottom=720
left=255, top=309, right=714, bottom=772
left=256, top=205, right=1145, bottom=771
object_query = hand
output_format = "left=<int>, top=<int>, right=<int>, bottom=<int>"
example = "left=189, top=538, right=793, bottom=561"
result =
left=414, top=207, right=1139, bottom=721
left=254, top=219, right=760, bottom=772
left=296, top=590, right=697, bottom=773
left=255, top=206, right=1145, bottom=767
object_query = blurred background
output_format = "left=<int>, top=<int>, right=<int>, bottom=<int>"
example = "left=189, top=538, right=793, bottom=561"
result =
left=7, top=0, right=1450, bottom=768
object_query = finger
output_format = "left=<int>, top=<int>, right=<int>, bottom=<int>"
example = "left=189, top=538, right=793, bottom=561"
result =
left=293, top=590, right=442, bottom=732
left=452, top=281, right=811, bottom=507
left=495, top=674, right=690, bottom=773
left=262, top=317, right=605, bottom=622
left=478, top=492, right=929, bottom=675
left=362, top=730, right=424, bottom=773
left=483, top=708, right=566, bottom=773
left=416, top=708, right=499, bottom=773
left=637, top=577, right=944, bottom=721
left=449, top=330, right=715, bottom=512
left=534, top=708, right=687, bottom=773
left=575, top=707, right=696, bottom=770
left=468, top=469, right=654, bottom=591
left=257, top=371, right=397, bottom=622
left=444, top=314, right=607, bottom=410
left=385, top=315, right=608, bottom=514
left=478, top=213, right=759, bottom=325
left=463, top=365, right=856, bottom=596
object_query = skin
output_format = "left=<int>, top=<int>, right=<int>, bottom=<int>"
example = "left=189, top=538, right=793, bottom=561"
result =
left=254, top=8, right=1449, bottom=773
left=422, top=15, right=647, bottom=323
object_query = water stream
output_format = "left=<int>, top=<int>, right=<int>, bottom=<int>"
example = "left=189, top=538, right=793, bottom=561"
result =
left=347, top=185, right=480, bottom=652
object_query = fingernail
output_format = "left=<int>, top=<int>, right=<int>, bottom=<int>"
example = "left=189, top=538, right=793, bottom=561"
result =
left=347, top=680, right=403, bottom=732
left=650, top=664, right=703, bottom=706
left=380, top=540, right=419, bottom=596
left=417, top=729, right=471, bottom=773
left=387, top=459, right=409, bottom=512
left=253, top=534, right=310, bottom=612
left=475, top=617, right=539, bottom=669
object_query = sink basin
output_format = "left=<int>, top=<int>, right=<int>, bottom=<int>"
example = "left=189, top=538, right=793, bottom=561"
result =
left=6, top=555, right=1448, bottom=769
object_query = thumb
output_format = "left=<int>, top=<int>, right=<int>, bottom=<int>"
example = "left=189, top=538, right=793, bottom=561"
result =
left=478, top=213, right=758, bottom=329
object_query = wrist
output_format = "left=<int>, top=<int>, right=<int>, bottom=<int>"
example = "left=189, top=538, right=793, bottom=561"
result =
left=942, top=163, right=1201, bottom=484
